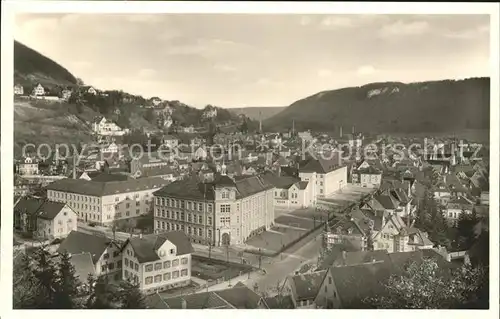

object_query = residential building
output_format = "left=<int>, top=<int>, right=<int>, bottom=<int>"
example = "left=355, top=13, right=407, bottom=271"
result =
left=282, top=270, right=327, bottom=309
left=16, top=156, right=39, bottom=175
left=14, top=197, right=77, bottom=239
left=129, top=151, right=172, bottom=176
left=352, top=166, right=382, bottom=188
left=61, top=88, right=72, bottom=101
left=444, top=196, right=475, bottom=227
left=161, top=135, right=179, bottom=148
left=46, top=176, right=170, bottom=225
left=92, top=116, right=125, bottom=136
left=31, top=83, right=45, bottom=96
left=57, top=231, right=123, bottom=280
left=262, top=171, right=314, bottom=208
left=14, top=84, right=24, bottom=95
left=153, top=174, right=275, bottom=246
left=146, top=282, right=262, bottom=309
left=298, top=157, right=347, bottom=199
left=120, top=231, right=193, bottom=294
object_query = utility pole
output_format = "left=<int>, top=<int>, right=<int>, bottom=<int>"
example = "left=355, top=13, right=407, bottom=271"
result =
left=258, top=248, right=262, bottom=269
left=208, top=243, right=212, bottom=259
left=226, top=245, right=229, bottom=263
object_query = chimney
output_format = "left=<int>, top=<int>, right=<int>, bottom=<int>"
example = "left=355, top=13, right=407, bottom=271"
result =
left=181, top=298, right=187, bottom=309
left=72, top=155, right=76, bottom=179
left=340, top=126, right=343, bottom=138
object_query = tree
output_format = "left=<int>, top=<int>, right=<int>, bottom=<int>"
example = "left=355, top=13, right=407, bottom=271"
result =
left=454, top=209, right=480, bottom=250
left=76, top=78, right=85, bottom=86
left=31, top=246, right=58, bottom=308
left=86, top=275, right=116, bottom=309
left=13, top=253, right=42, bottom=309
left=364, top=259, right=487, bottom=309
left=144, top=108, right=156, bottom=123
left=414, top=189, right=451, bottom=248
left=117, top=281, right=146, bottom=309
left=53, top=252, right=80, bottom=308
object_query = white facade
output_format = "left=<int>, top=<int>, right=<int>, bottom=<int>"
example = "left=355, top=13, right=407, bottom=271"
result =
left=47, top=184, right=167, bottom=226
left=122, top=239, right=191, bottom=294
left=92, top=117, right=126, bottom=136
left=14, top=84, right=24, bottom=95
left=299, top=166, right=347, bottom=199
left=17, top=157, right=39, bottom=175
left=32, top=84, right=45, bottom=96
left=273, top=182, right=314, bottom=209
left=36, top=205, right=78, bottom=240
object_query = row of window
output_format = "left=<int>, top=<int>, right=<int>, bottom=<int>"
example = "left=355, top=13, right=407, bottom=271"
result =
left=49, top=191, right=100, bottom=204
left=101, top=260, right=122, bottom=272
left=115, top=193, right=149, bottom=202
left=155, top=221, right=212, bottom=238
left=155, top=197, right=213, bottom=212
left=144, top=269, right=189, bottom=285
left=155, top=209, right=212, bottom=225
left=124, top=258, right=140, bottom=271
left=145, top=258, right=188, bottom=272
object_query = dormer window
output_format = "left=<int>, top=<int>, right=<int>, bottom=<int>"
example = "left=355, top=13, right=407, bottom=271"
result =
left=221, top=191, right=230, bottom=199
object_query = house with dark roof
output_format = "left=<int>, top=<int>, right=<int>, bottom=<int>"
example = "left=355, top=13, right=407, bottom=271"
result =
left=120, top=231, right=193, bottom=294
left=57, top=230, right=123, bottom=280
left=262, top=171, right=314, bottom=208
left=315, top=248, right=455, bottom=308
left=147, top=282, right=261, bottom=309
left=153, top=173, right=275, bottom=247
left=298, top=155, right=348, bottom=199
left=282, top=270, right=327, bottom=308
left=14, top=197, right=77, bottom=240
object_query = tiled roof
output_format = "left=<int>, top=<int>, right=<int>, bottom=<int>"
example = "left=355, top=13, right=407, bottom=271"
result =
left=126, top=231, right=193, bottom=263
left=57, top=231, right=114, bottom=264
left=46, top=177, right=169, bottom=197
left=14, top=197, right=68, bottom=220
left=330, top=261, right=392, bottom=308
left=88, top=172, right=133, bottom=182
left=331, top=250, right=390, bottom=267
left=262, top=295, right=295, bottom=309
left=296, top=181, right=309, bottom=190
left=69, top=252, right=96, bottom=284
left=289, top=270, right=326, bottom=301
left=213, top=284, right=261, bottom=309
left=261, top=171, right=299, bottom=189
left=164, top=292, right=233, bottom=309
left=299, top=156, right=344, bottom=174
left=154, top=174, right=273, bottom=200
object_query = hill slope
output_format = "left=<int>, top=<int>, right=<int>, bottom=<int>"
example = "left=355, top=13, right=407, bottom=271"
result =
left=14, top=40, right=78, bottom=88
left=264, top=78, right=490, bottom=134
left=229, top=106, right=285, bottom=121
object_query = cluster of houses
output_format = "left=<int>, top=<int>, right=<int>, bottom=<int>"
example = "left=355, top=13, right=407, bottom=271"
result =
left=14, top=83, right=101, bottom=101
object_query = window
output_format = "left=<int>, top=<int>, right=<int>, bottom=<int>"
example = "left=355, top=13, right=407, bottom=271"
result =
left=221, top=191, right=229, bottom=199
left=188, top=226, right=192, bottom=234
left=176, top=212, right=180, bottom=220
left=220, top=204, right=230, bottom=213
left=108, top=263, right=115, bottom=270
left=172, top=259, right=179, bottom=267
left=101, top=265, right=107, bottom=272
left=208, top=216, right=212, bottom=225
left=198, top=228, right=203, bottom=236
left=181, top=269, right=188, bottom=277
left=113, top=251, right=119, bottom=258
left=126, top=203, right=130, bottom=209
left=163, top=273, right=171, bottom=280
left=154, top=275, right=162, bottom=283
left=145, top=264, right=153, bottom=272
left=198, top=203, right=203, bottom=211
left=170, top=249, right=175, bottom=255
left=172, top=271, right=179, bottom=278
left=181, top=257, right=188, bottom=265
left=328, top=277, right=332, bottom=285
left=124, top=270, right=129, bottom=277
left=163, top=261, right=171, bottom=268
left=145, top=276, right=153, bottom=285
left=208, top=229, right=212, bottom=238
left=325, top=285, right=327, bottom=293
left=208, top=204, right=213, bottom=212
left=198, top=215, right=203, bottom=224
left=220, top=217, right=230, bottom=225
left=188, top=214, right=192, bottom=223
left=162, top=221, right=165, bottom=229
left=124, top=258, right=129, bottom=267
left=181, top=212, right=185, bottom=220
left=117, top=260, right=122, bottom=268
left=154, top=262, right=162, bottom=271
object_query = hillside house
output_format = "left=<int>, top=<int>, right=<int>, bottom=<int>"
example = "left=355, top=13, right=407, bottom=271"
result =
left=16, top=156, right=39, bottom=176
left=161, top=135, right=179, bottom=148
left=81, top=86, right=97, bottom=95
left=14, top=84, right=24, bottom=95
left=61, top=88, right=73, bottom=101
left=150, top=97, right=162, bottom=107
left=92, top=116, right=125, bottom=136
left=31, top=83, right=45, bottom=96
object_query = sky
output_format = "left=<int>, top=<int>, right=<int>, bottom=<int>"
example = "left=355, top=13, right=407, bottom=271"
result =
left=14, top=14, right=490, bottom=108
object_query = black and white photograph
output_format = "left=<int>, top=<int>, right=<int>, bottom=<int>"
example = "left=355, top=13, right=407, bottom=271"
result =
left=2, top=1, right=499, bottom=313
